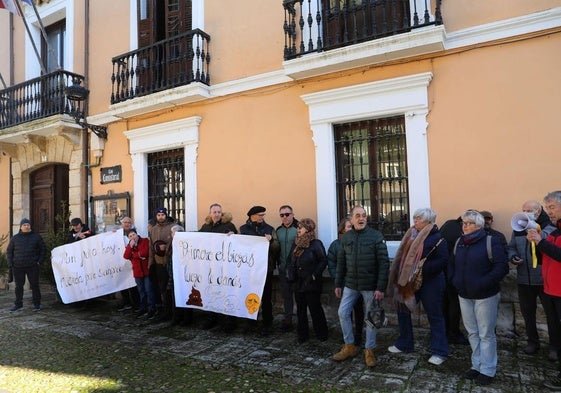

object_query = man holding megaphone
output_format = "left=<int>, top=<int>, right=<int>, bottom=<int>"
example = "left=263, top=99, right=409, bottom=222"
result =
left=525, top=192, right=561, bottom=391
left=507, top=201, right=559, bottom=361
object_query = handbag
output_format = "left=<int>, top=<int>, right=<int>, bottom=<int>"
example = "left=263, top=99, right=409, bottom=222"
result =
left=410, top=238, right=443, bottom=291
left=365, top=298, right=387, bottom=329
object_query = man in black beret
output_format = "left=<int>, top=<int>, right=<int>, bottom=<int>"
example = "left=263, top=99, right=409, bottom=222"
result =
left=240, top=206, right=280, bottom=335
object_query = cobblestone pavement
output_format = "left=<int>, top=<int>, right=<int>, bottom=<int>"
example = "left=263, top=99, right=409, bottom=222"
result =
left=0, top=285, right=558, bottom=392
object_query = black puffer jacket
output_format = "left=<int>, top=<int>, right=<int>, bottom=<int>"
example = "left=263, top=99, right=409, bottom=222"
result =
left=240, top=220, right=280, bottom=272
left=335, top=226, right=389, bottom=291
left=290, top=239, right=327, bottom=293
left=7, top=230, right=46, bottom=268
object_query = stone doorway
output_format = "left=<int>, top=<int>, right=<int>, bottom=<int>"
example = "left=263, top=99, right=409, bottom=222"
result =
left=30, top=164, right=69, bottom=236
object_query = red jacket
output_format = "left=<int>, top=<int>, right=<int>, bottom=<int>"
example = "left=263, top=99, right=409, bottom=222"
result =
left=537, top=225, right=561, bottom=297
left=123, top=236, right=150, bottom=278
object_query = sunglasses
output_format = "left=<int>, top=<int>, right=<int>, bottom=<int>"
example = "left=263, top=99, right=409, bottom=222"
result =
left=279, top=213, right=292, bottom=218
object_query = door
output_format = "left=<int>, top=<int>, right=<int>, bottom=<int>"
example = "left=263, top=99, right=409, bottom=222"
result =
left=137, top=0, right=192, bottom=91
left=30, top=164, right=69, bottom=236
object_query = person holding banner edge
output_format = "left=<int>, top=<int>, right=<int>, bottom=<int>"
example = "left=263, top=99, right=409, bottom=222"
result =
left=199, top=203, right=238, bottom=332
left=67, top=217, right=92, bottom=243
left=123, top=228, right=155, bottom=319
left=508, top=200, right=560, bottom=360
left=240, top=205, right=280, bottom=336
left=115, top=217, right=140, bottom=312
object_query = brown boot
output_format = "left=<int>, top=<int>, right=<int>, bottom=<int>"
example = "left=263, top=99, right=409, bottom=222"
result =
left=365, top=348, right=376, bottom=367
left=332, top=344, right=358, bottom=361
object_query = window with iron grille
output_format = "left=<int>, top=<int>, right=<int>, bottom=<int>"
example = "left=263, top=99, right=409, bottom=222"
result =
left=334, top=115, right=409, bottom=240
left=147, top=148, right=185, bottom=226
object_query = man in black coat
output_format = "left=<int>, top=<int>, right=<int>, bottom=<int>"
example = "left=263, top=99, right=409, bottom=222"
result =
left=7, top=218, right=46, bottom=312
left=240, top=205, right=280, bottom=335
left=440, top=215, right=469, bottom=345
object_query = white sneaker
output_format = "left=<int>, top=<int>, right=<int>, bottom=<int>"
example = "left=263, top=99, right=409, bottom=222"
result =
left=388, top=345, right=402, bottom=353
left=428, top=355, right=446, bottom=365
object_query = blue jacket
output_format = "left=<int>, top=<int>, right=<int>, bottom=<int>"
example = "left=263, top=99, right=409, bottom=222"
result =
left=419, top=225, right=449, bottom=283
left=449, top=228, right=508, bottom=299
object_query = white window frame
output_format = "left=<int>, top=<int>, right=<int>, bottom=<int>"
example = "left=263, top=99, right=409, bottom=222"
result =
left=301, top=72, right=432, bottom=257
left=124, top=116, right=201, bottom=235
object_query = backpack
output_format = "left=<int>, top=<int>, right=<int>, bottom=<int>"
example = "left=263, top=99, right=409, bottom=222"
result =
left=453, top=235, right=493, bottom=262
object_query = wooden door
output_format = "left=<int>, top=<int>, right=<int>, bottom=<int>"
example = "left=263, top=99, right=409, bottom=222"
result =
left=30, top=164, right=69, bottom=236
left=165, top=0, right=192, bottom=86
left=137, top=0, right=192, bottom=90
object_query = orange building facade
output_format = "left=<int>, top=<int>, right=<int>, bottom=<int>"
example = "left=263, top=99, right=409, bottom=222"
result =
left=0, top=0, right=560, bottom=257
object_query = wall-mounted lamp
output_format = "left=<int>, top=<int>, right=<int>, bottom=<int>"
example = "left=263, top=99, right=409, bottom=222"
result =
left=65, top=79, right=108, bottom=139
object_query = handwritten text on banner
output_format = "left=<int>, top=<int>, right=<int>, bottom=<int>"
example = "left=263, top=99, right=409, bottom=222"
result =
left=51, top=229, right=136, bottom=304
left=172, top=232, right=269, bottom=320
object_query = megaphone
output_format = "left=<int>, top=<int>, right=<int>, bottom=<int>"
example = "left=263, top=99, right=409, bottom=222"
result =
left=510, top=212, right=539, bottom=231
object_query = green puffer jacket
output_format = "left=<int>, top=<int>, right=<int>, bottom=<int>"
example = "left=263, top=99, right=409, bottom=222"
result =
left=335, top=226, right=389, bottom=291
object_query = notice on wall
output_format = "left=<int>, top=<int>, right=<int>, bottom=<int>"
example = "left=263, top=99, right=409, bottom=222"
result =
left=172, top=232, right=269, bottom=320
left=51, top=229, right=136, bottom=304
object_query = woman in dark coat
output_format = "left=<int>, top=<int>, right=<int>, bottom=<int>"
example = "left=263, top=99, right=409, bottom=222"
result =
left=449, top=209, right=508, bottom=386
left=290, top=218, right=328, bottom=343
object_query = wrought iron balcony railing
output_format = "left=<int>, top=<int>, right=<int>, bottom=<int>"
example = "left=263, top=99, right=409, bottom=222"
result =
left=0, top=70, right=85, bottom=129
left=111, top=29, right=211, bottom=104
left=283, top=0, right=442, bottom=60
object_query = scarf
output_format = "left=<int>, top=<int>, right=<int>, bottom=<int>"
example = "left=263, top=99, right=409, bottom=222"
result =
left=293, top=231, right=316, bottom=257
left=388, top=223, right=434, bottom=312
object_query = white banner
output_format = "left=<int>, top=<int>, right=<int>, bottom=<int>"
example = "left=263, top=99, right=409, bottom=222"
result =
left=172, top=232, right=269, bottom=320
left=51, top=229, right=136, bottom=304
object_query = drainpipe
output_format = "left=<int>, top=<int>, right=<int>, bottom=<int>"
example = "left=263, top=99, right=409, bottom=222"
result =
left=9, top=15, right=14, bottom=237
left=81, top=0, right=91, bottom=222
left=9, top=157, right=13, bottom=238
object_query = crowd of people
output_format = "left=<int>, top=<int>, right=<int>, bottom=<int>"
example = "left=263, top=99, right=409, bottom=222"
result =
left=5, top=194, right=561, bottom=390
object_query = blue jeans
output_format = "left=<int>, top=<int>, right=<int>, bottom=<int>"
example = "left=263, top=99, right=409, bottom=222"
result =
left=338, top=287, right=376, bottom=349
left=459, top=293, right=500, bottom=377
left=394, top=273, right=449, bottom=357
left=135, top=276, right=156, bottom=311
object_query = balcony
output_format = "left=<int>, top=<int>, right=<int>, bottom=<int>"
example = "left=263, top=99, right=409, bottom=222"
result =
left=282, top=0, right=444, bottom=79
left=111, top=29, right=211, bottom=107
left=0, top=70, right=85, bottom=132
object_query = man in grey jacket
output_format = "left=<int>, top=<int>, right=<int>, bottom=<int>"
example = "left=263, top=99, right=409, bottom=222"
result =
left=508, top=200, right=560, bottom=360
